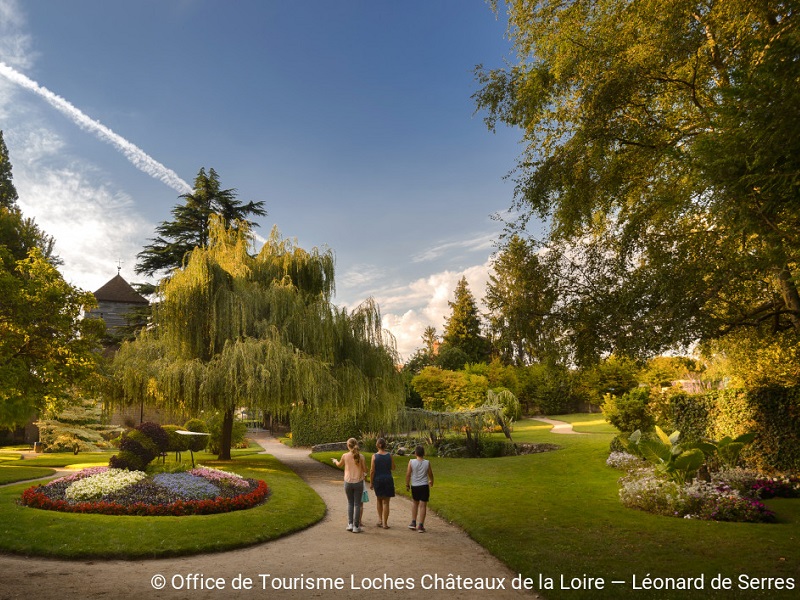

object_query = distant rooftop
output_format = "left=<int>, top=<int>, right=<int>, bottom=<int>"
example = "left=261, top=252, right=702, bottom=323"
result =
left=93, top=274, right=149, bottom=305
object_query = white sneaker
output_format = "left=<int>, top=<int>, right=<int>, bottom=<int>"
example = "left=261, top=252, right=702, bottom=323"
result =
left=352, top=526, right=362, bottom=533
left=346, top=524, right=353, bottom=531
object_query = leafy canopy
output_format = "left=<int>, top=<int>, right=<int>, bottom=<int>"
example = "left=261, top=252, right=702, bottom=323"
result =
left=1, top=131, right=101, bottom=428
left=0, top=247, right=103, bottom=427
left=486, top=235, right=556, bottom=365
left=476, top=1, right=800, bottom=363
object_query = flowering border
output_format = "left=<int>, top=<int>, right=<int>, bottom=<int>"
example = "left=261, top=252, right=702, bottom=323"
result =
left=20, top=479, right=269, bottom=517
left=608, top=454, right=784, bottom=523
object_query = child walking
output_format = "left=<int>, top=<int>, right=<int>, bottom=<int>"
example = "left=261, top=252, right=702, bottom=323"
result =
left=405, top=445, right=434, bottom=533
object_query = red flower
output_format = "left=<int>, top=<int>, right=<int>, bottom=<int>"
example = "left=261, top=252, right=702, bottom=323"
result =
left=20, top=479, right=270, bottom=517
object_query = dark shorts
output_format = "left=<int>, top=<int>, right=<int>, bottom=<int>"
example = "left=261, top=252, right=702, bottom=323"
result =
left=411, top=484, right=430, bottom=502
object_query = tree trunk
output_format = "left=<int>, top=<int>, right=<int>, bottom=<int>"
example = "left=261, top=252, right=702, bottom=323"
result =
left=778, top=263, right=800, bottom=331
left=218, top=407, right=234, bottom=461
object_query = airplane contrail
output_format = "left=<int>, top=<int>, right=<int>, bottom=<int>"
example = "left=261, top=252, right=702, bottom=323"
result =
left=0, top=61, right=192, bottom=194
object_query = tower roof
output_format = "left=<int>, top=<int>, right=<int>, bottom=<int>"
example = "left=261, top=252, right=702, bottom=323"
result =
left=93, top=274, right=149, bottom=305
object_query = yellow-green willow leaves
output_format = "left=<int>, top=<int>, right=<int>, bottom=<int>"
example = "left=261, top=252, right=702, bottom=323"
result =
left=110, top=216, right=403, bottom=458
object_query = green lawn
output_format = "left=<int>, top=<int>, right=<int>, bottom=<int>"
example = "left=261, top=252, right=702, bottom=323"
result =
left=0, top=465, right=56, bottom=484
left=315, top=417, right=799, bottom=599
left=0, top=449, right=324, bottom=559
left=552, top=412, right=618, bottom=434
left=5, top=420, right=798, bottom=596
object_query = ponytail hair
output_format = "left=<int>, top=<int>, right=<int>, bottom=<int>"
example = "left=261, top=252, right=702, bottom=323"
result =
left=347, top=437, right=363, bottom=469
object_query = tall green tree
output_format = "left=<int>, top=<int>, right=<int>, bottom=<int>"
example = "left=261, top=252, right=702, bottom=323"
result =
left=0, top=131, right=18, bottom=211
left=476, top=1, right=800, bottom=363
left=1, top=132, right=99, bottom=428
left=0, top=131, right=57, bottom=264
left=485, top=235, right=556, bottom=365
left=0, top=250, right=103, bottom=428
left=421, top=326, right=438, bottom=355
left=113, top=217, right=403, bottom=459
left=136, top=167, right=266, bottom=277
left=442, top=277, right=489, bottom=365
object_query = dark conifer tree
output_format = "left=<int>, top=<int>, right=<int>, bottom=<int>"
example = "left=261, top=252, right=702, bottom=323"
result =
left=136, top=167, right=266, bottom=277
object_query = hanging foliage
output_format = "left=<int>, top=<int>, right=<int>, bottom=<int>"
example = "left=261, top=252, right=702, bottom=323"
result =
left=398, top=389, right=519, bottom=448
left=110, top=216, right=404, bottom=458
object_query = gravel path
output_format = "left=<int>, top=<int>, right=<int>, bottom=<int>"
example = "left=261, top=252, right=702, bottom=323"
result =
left=531, top=417, right=588, bottom=434
left=0, top=433, right=538, bottom=600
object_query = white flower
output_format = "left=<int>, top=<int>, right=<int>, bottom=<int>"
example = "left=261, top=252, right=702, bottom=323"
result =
left=65, top=469, right=147, bottom=502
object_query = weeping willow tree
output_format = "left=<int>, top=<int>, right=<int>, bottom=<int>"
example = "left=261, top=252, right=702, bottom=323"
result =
left=111, top=216, right=404, bottom=459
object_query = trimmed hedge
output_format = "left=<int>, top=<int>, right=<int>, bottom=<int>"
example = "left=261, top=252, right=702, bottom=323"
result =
left=736, top=386, right=800, bottom=472
left=672, top=386, right=800, bottom=472
left=670, top=391, right=713, bottom=442
left=289, top=408, right=362, bottom=447
left=109, top=422, right=168, bottom=471
left=162, top=425, right=191, bottom=454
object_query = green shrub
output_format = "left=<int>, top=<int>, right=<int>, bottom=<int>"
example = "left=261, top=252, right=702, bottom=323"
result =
left=45, top=434, right=99, bottom=453
left=721, top=386, right=800, bottom=472
left=520, top=363, right=584, bottom=415
left=137, top=422, right=169, bottom=453
left=602, top=388, right=655, bottom=434
left=609, top=434, right=629, bottom=453
left=183, top=418, right=209, bottom=452
left=669, top=391, right=713, bottom=442
left=37, top=421, right=106, bottom=451
left=664, top=385, right=800, bottom=472
left=360, top=433, right=424, bottom=455
left=108, top=422, right=168, bottom=471
left=581, top=355, right=640, bottom=406
left=479, top=439, right=516, bottom=458
left=434, top=437, right=468, bottom=458
left=162, top=425, right=191, bottom=454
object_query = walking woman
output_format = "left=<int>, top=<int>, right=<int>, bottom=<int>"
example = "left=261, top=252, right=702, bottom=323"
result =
left=332, top=437, right=366, bottom=533
left=369, top=437, right=396, bottom=528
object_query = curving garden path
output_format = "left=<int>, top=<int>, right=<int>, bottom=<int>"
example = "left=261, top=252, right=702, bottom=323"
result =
left=0, top=432, right=538, bottom=600
left=531, top=416, right=588, bottom=434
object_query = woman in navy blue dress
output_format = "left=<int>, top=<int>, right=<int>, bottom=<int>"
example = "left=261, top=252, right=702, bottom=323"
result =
left=369, top=437, right=396, bottom=528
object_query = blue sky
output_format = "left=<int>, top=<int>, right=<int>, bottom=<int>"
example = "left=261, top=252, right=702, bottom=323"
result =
left=0, top=0, right=529, bottom=359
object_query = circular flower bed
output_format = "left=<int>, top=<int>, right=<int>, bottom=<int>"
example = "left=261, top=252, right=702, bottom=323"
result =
left=20, top=466, right=269, bottom=516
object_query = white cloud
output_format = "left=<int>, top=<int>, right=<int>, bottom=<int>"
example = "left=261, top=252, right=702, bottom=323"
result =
left=8, top=126, right=64, bottom=162
left=0, top=0, right=35, bottom=70
left=340, top=263, right=385, bottom=288
left=0, top=0, right=32, bottom=120
left=14, top=143, right=153, bottom=291
left=367, top=258, right=495, bottom=361
left=411, top=231, right=496, bottom=263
